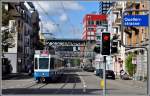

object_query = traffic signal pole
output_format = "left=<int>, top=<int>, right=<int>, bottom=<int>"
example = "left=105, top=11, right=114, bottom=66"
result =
left=103, top=56, right=106, bottom=96
left=148, top=1, right=150, bottom=95
left=148, top=28, right=150, bottom=96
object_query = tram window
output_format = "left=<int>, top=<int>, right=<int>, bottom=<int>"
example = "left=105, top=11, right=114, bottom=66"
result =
left=50, top=58, right=54, bottom=69
left=39, top=58, right=49, bottom=69
left=34, top=58, right=38, bottom=69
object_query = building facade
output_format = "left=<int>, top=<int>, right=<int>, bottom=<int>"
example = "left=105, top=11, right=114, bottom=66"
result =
left=82, top=14, right=107, bottom=40
left=2, top=2, right=40, bottom=73
left=124, top=1, right=149, bottom=80
left=107, top=1, right=126, bottom=75
left=99, top=1, right=114, bottom=14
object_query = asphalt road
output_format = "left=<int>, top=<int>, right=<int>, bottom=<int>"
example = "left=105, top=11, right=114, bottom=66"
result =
left=2, top=67, right=147, bottom=96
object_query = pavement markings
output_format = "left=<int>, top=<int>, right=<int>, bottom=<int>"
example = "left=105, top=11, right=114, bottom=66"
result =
left=78, top=73, right=87, bottom=93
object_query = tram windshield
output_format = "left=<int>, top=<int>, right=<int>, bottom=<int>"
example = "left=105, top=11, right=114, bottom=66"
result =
left=39, top=58, right=49, bottom=69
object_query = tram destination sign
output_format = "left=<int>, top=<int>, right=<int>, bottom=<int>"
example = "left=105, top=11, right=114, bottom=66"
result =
left=123, top=15, right=149, bottom=27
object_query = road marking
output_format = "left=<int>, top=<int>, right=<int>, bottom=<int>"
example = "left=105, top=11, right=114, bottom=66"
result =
left=78, top=73, right=87, bottom=93
left=71, top=75, right=77, bottom=94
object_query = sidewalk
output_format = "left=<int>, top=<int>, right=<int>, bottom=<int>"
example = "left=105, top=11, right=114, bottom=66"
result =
left=2, top=73, right=29, bottom=80
left=116, top=78, right=147, bottom=88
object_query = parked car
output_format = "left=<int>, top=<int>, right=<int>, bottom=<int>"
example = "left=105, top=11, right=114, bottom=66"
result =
left=83, top=66, right=95, bottom=72
left=96, top=69, right=115, bottom=80
left=106, top=70, right=115, bottom=80
left=87, top=66, right=95, bottom=72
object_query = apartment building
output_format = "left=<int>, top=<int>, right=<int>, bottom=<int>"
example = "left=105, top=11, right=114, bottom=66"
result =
left=106, top=1, right=126, bottom=75
left=82, top=14, right=107, bottom=40
left=124, top=1, right=149, bottom=80
left=2, top=2, right=40, bottom=73
left=99, top=1, right=114, bottom=14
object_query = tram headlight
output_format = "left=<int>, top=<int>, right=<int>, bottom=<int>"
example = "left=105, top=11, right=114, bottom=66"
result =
left=42, top=73, right=45, bottom=76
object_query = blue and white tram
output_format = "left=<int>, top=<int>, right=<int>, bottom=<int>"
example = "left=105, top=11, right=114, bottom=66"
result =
left=34, top=50, right=64, bottom=82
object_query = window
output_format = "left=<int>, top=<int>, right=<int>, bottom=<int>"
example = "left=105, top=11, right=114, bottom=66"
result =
left=90, top=32, right=95, bottom=35
left=91, top=21, right=94, bottom=25
left=50, top=58, right=54, bottom=69
left=91, top=37, right=95, bottom=40
left=88, top=28, right=94, bottom=31
left=88, top=20, right=94, bottom=25
left=39, top=58, right=49, bottom=69
left=96, top=21, right=99, bottom=25
left=4, top=4, right=9, bottom=10
left=18, top=20, right=20, bottom=27
left=88, top=21, right=91, bottom=25
left=34, top=58, right=38, bottom=69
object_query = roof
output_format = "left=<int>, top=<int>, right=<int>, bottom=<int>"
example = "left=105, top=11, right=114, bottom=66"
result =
left=83, top=14, right=107, bottom=22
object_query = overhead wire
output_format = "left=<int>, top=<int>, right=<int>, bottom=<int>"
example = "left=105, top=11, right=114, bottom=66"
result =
left=60, top=1, right=78, bottom=38
left=36, top=1, right=64, bottom=38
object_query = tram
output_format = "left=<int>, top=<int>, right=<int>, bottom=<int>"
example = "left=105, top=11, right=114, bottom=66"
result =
left=34, top=50, right=64, bottom=82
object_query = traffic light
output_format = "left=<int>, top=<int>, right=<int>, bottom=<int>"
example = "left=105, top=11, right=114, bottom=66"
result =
left=111, top=35, right=118, bottom=54
left=93, top=46, right=100, bottom=53
left=111, top=40, right=118, bottom=54
left=101, top=33, right=110, bottom=55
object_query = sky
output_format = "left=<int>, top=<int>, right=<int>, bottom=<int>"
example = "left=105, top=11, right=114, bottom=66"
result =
left=32, top=1, right=99, bottom=39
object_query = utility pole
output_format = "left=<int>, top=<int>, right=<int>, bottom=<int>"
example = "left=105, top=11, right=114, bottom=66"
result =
left=0, top=1, right=2, bottom=96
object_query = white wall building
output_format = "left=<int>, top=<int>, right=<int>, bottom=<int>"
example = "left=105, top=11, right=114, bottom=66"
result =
left=107, top=1, right=126, bottom=75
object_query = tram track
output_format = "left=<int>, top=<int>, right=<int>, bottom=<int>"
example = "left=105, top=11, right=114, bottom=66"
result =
left=25, top=82, right=48, bottom=89
left=54, top=72, right=78, bottom=94
left=54, top=74, right=70, bottom=94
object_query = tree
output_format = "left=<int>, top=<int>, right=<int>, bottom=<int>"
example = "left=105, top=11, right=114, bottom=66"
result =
left=125, top=53, right=136, bottom=76
left=2, top=4, right=12, bottom=26
left=2, top=28, right=15, bottom=52
left=2, top=4, right=15, bottom=52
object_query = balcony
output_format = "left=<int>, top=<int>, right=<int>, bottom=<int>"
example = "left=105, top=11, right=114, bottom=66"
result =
left=126, top=2, right=133, bottom=9
left=115, top=18, right=121, bottom=25
left=112, top=8, right=120, bottom=14
left=126, top=2, right=141, bottom=9
left=115, top=3, right=123, bottom=9
left=124, top=27, right=132, bottom=35
left=112, top=22, right=119, bottom=28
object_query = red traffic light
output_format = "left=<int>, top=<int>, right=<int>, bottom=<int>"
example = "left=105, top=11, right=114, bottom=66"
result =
left=103, top=35, right=109, bottom=41
left=102, top=33, right=110, bottom=55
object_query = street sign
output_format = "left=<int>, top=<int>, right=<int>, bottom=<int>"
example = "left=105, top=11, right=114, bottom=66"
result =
left=123, top=15, right=149, bottom=27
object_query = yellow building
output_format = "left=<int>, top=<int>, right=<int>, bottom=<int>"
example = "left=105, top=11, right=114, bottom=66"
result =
left=39, top=32, right=46, bottom=46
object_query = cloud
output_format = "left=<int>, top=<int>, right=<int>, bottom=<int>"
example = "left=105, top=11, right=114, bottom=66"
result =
left=32, top=1, right=84, bottom=22
left=41, top=20, right=57, bottom=33
left=62, top=1, right=84, bottom=11
left=59, top=13, right=68, bottom=22
left=32, top=1, right=84, bottom=37
left=33, top=1, right=84, bottom=16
